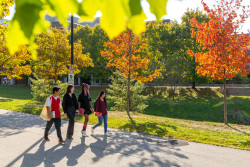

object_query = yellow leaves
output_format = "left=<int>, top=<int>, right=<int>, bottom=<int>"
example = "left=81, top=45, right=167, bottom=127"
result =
left=0, top=42, right=31, bottom=79
left=34, top=28, right=93, bottom=80
left=74, top=42, right=94, bottom=68
left=0, top=0, right=14, bottom=19
left=135, top=69, right=159, bottom=83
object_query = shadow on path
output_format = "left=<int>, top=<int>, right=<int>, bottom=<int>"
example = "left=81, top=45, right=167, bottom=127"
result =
left=2, top=110, right=189, bottom=167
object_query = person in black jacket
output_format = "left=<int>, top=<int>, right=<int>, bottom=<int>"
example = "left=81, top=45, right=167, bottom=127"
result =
left=62, top=85, right=78, bottom=140
left=78, top=83, right=93, bottom=137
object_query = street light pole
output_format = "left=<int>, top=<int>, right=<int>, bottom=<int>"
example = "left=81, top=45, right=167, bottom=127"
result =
left=71, top=14, right=74, bottom=65
left=68, top=14, right=74, bottom=85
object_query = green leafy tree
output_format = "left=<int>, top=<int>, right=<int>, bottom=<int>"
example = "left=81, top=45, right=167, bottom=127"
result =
left=164, top=54, right=188, bottom=100
left=143, top=23, right=165, bottom=94
left=158, top=21, right=188, bottom=88
left=73, top=25, right=110, bottom=84
left=144, top=10, right=210, bottom=89
left=107, top=71, right=148, bottom=112
left=145, top=22, right=189, bottom=98
left=180, top=8, right=210, bottom=88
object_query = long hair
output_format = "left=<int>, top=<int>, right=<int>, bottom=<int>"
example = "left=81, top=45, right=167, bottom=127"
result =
left=81, top=83, right=91, bottom=99
left=66, top=85, right=74, bottom=94
left=96, top=90, right=107, bottom=105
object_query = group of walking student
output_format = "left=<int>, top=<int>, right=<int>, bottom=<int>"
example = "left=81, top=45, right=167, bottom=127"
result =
left=43, top=83, right=109, bottom=145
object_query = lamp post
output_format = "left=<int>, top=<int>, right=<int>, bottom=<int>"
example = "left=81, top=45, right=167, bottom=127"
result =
left=68, top=14, right=74, bottom=85
left=71, top=14, right=74, bottom=65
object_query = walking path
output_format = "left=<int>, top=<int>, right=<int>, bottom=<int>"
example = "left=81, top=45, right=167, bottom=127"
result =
left=0, top=109, right=249, bottom=167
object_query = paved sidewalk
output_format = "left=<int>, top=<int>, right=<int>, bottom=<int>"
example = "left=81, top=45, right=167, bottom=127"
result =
left=0, top=109, right=249, bottom=167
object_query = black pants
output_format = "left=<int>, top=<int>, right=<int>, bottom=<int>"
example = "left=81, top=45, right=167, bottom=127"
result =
left=67, top=111, right=75, bottom=138
left=44, top=118, right=62, bottom=140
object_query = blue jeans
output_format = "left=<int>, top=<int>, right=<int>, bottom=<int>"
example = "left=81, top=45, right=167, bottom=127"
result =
left=93, top=115, right=108, bottom=133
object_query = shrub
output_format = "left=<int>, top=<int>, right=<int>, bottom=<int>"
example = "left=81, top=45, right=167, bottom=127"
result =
left=107, top=71, right=148, bottom=112
left=30, top=75, right=68, bottom=102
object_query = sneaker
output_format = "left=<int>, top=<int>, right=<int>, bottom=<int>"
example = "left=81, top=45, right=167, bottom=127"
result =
left=82, top=130, right=89, bottom=137
left=91, top=127, right=94, bottom=134
left=104, top=132, right=110, bottom=137
left=67, top=136, right=73, bottom=140
left=43, top=136, right=50, bottom=142
left=58, top=138, right=65, bottom=145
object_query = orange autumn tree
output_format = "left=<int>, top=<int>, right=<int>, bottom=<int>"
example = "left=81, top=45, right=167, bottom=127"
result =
left=101, top=30, right=159, bottom=122
left=188, top=0, right=250, bottom=124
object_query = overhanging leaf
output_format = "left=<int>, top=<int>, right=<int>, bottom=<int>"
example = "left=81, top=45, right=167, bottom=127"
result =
left=5, top=0, right=171, bottom=54
left=147, top=0, right=168, bottom=20
left=46, top=0, right=79, bottom=27
left=80, top=0, right=101, bottom=21
left=128, top=0, right=146, bottom=35
left=129, top=0, right=142, bottom=15
left=100, top=0, right=128, bottom=39
left=128, top=11, right=147, bottom=35
left=14, top=3, right=42, bottom=38
left=7, top=0, right=49, bottom=54
left=6, top=19, right=29, bottom=54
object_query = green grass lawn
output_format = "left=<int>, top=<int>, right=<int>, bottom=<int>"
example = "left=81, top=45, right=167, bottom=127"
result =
left=0, top=85, right=249, bottom=150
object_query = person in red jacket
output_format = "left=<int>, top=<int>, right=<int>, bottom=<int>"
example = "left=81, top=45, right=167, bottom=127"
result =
left=91, top=90, right=110, bottom=136
left=44, top=86, right=65, bottom=144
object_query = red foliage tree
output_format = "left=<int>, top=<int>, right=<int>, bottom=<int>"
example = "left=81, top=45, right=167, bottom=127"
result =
left=188, top=0, right=250, bottom=124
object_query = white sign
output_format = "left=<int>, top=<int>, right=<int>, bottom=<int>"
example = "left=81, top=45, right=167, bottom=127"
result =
left=68, top=65, right=74, bottom=85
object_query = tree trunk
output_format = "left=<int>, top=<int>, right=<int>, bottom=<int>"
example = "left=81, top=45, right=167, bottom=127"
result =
left=192, top=43, right=197, bottom=90
left=192, top=81, right=195, bottom=89
left=127, top=73, right=134, bottom=123
left=25, top=76, right=29, bottom=86
left=223, top=78, right=227, bottom=124
left=149, top=83, right=155, bottom=95
left=173, top=86, right=175, bottom=101
left=234, top=100, right=238, bottom=112
left=127, top=30, right=135, bottom=124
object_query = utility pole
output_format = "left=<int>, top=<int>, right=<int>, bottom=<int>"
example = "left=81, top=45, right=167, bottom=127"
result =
left=68, top=14, right=74, bottom=85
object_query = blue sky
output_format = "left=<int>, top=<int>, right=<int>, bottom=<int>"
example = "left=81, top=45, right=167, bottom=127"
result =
left=5, top=0, right=250, bottom=33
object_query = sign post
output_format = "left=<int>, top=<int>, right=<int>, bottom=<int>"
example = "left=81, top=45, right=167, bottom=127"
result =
left=68, top=64, right=74, bottom=85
